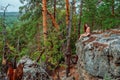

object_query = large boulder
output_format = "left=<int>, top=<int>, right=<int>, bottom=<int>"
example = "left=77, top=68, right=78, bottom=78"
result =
left=76, top=29, right=120, bottom=80
left=18, top=56, right=52, bottom=80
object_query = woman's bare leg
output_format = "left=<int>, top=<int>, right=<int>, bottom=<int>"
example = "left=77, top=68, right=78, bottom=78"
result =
left=79, top=33, right=89, bottom=40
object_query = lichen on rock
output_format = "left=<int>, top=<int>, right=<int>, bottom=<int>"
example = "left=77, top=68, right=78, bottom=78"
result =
left=76, top=29, right=120, bottom=80
left=18, top=56, right=52, bottom=80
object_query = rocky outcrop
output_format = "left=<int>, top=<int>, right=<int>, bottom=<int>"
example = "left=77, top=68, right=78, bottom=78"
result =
left=18, top=56, right=52, bottom=80
left=76, top=29, right=120, bottom=80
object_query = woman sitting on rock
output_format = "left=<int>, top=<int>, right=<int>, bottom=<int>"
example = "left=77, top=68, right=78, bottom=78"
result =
left=79, top=24, right=91, bottom=40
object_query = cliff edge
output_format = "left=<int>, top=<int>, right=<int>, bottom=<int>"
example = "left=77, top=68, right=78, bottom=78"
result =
left=76, top=29, right=120, bottom=80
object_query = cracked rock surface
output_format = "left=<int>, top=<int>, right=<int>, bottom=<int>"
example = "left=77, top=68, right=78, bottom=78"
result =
left=76, top=29, right=120, bottom=80
left=18, top=56, right=52, bottom=80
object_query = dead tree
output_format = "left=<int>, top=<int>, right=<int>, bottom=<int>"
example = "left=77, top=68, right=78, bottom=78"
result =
left=1, top=4, right=11, bottom=75
left=78, top=0, right=83, bottom=38
left=65, top=0, right=73, bottom=77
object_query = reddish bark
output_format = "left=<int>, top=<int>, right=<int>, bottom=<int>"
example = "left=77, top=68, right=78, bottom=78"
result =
left=7, top=62, right=14, bottom=80
left=47, top=10, right=59, bottom=31
left=66, top=0, right=70, bottom=28
left=7, top=62, right=24, bottom=80
left=42, top=0, right=47, bottom=43
left=16, top=63, right=24, bottom=80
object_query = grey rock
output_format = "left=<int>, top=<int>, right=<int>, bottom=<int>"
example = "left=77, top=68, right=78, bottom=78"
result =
left=18, top=56, right=52, bottom=80
left=62, top=76, right=75, bottom=80
left=76, top=30, right=120, bottom=80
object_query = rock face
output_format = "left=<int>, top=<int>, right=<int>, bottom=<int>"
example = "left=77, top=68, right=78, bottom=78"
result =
left=18, top=56, right=51, bottom=80
left=76, top=29, right=120, bottom=80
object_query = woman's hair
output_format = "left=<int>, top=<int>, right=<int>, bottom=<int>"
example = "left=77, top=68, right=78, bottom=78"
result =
left=84, top=24, right=87, bottom=32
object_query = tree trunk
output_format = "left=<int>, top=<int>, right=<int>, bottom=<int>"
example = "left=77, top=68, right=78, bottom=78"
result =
left=66, top=0, right=70, bottom=28
left=2, top=5, right=10, bottom=65
left=112, top=0, right=115, bottom=16
left=35, top=1, right=41, bottom=51
left=42, top=0, right=47, bottom=43
left=78, top=0, right=83, bottom=38
left=47, top=10, right=59, bottom=31
left=65, top=0, right=70, bottom=77
left=66, top=3, right=73, bottom=77
left=37, top=23, right=41, bottom=51
left=73, top=0, right=76, bottom=13
left=65, top=0, right=73, bottom=77
left=1, top=5, right=10, bottom=75
left=73, top=0, right=76, bottom=33
left=54, top=0, right=56, bottom=19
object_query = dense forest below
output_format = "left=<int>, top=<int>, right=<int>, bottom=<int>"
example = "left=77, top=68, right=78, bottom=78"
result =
left=0, top=12, right=19, bottom=26
left=0, top=0, right=120, bottom=80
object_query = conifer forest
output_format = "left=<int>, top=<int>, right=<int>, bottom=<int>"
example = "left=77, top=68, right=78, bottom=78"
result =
left=0, top=0, right=120, bottom=80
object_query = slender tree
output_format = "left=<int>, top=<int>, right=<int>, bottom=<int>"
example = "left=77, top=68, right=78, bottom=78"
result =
left=73, top=0, right=76, bottom=13
left=1, top=4, right=11, bottom=77
left=112, top=0, right=115, bottom=16
left=73, top=0, right=76, bottom=33
left=78, top=0, right=83, bottom=38
left=42, top=0, right=47, bottom=43
left=65, top=0, right=70, bottom=77
left=36, top=23, right=41, bottom=51
left=36, top=2, right=41, bottom=51
left=54, top=0, right=56, bottom=19
left=65, top=0, right=73, bottom=77
left=66, top=2, right=73, bottom=77
left=66, top=0, right=70, bottom=28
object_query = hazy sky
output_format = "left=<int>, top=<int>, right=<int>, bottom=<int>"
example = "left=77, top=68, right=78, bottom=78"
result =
left=0, top=0, right=22, bottom=12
